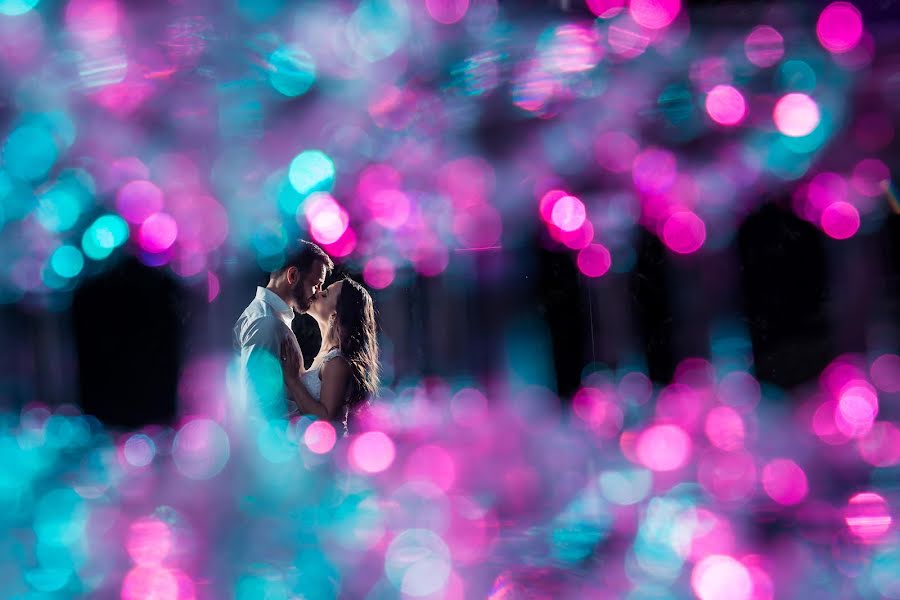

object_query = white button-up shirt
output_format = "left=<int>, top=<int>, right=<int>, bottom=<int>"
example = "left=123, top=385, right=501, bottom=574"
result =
left=232, top=287, right=302, bottom=420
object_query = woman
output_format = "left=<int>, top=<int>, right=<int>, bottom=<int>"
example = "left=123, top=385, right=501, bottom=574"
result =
left=281, top=277, right=379, bottom=435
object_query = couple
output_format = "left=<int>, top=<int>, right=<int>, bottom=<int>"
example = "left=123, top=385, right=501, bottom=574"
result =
left=233, top=240, right=379, bottom=435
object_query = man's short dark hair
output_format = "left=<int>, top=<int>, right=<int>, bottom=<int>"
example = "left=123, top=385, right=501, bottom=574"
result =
left=276, top=240, right=334, bottom=277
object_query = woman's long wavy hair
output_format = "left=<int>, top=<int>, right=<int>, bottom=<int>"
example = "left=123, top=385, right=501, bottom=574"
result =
left=323, top=277, right=380, bottom=411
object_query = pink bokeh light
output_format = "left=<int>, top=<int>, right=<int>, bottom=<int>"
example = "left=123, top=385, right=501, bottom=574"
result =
left=304, top=420, right=337, bottom=454
left=635, top=423, right=691, bottom=472
left=586, top=0, right=626, bottom=19
left=870, top=354, right=900, bottom=393
left=349, top=431, right=395, bottom=473
left=453, top=203, right=502, bottom=248
left=404, top=444, right=457, bottom=491
left=761, top=458, right=808, bottom=505
left=845, top=492, right=892, bottom=542
left=811, top=399, right=851, bottom=446
left=138, top=212, right=178, bottom=253
left=632, top=147, right=677, bottom=195
left=744, top=25, right=784, bottom=68
left=691, top=555, right=753, bottom=600
left=558, top=220, right=594, bottom=250
left=572, top=386, right=624, bottom=438
left=125, top=517, right=172, bottom=566
left=550, top=195, right=586, bottom=232
left=321, top=225, right=357, bottom=258
left=662, top=211, right=706, bottom=254
left=820, top=201, right=860, bottom=240
left=851, top=158, right=890, bottom=198
left=835, top=381, right=878, bottom=438
left=816, top=2, right=864, bottom=54
left=363, top=257, right=396, bottom=290
left=857, top=421, right=900, bottom=467
left=698, top=450, right=757, bottom=502
left=595, top=131, right=639, bottom=173
left=576, top=243, right=612, bottom=278
left=121, top=566, right=178, bottom=600
left=425, top=0, right=469, bottom=25
left=304, top=193, right=349, bottom=245
left=773, top=93, right=820, bottom=137
left=630, top=0, right=681, bottom=30
left=704, top=406, right=745, bottom=451
left=116, top=180, right=164, bottom=225
left=367, top=189, right=411, bottom=230
left=65, top=0, right=120, bottom=45
left=705, top=85, right=747, bottom=126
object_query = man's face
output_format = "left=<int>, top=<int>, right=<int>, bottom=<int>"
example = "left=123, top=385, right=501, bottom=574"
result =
left=290, top=259, right=327, bottom=314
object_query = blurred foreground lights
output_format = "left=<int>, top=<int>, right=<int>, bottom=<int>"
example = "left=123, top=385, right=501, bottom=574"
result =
left=126, top=517, right=172, bottom=566
left=705, top=85, right=747, bottom=126
left=303, top=420, right=336, bottom=454
left=123, top=433, right=156, bottom=467
left=761, top=459, right=808, bottom=505
left=425, top=0, right=469, bottom=25
left=116, top=180, right=164, bottom=225
left=635, top=424, right=691, bottom=472
left=120, top=566, right=181, bottom=600
left=349, top=431, right=395, bottom=473
left=82, top=214, right=129, bottom=260
left=268, top=46, right=316, bottom=97
left=0, top=0, right=41, bottom=15
left=550, top=195, right=586, bottom=232
left=363, top=256, right=396, bottom=289
left=289, top=150, right=335, bottom=196
left=820, top=201, right=860, bottom=240
left=817, top=2, right=863, bottom=54
left=845, top=492, right=892, bottom=543
left=50, top=245, right=84, bottom=279
left=385, top=529, right=451, bottom=597
left=599, top=468, right=652, bottom=505
left=662, top=211, right=706, bottom=254
left=172, top=418, right=230, bottom=480
left=691, top=555, right=753, bottom=600
left=836, top=381, right=878, bottom=438
left=744, top=25, right=784, bottom=68
left=629, top=0, right=680, bottom=30
left=138, top=212, right=179, bottom=253
left=586, top=0, right=626, bottom=19
left=304, top=192, right=349, bottom=245
left=774, top=93, right=820, bottom=137
left=576, top=244, right=612, bottom=278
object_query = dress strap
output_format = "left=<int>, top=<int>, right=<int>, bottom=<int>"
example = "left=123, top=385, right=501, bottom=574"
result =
left=320, top=348, right=344, bottom=365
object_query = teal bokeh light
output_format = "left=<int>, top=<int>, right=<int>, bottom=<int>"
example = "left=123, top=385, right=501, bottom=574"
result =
left=33, top=488, right=87, bottom=546
left=269, top=46, right=316, bottom=97
left=347, top=0, right=410, bottom=62
left=2, top=123, right=58, bottom=182
left=777, top=59, right=817, bottom=93
left=0, top=0, right=41, bottom=16
left=50, top=246, right=85, bottom=279
left=235, top=0, right=284, bottom=22
left=82, top=214, right=129, bottom=260
left=288, top=150, right=335, bottom=197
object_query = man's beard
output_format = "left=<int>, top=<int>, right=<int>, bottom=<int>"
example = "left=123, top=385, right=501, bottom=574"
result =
left=292, top=284, right=312, bottom=313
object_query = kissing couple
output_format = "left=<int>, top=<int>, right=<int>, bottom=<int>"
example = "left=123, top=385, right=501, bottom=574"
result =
left=233, top=240, right=380, bottom=435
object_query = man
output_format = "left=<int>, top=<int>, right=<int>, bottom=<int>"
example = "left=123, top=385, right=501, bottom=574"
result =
left=233, top=239, right=333, bottom=422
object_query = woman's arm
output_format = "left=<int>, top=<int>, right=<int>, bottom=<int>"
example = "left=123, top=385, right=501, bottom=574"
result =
left=318, top=356, right=352, bottom=421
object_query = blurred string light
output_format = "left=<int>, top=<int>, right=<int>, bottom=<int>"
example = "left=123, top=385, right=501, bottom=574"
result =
left=0, top=348, right=897, bottom=596
left=0, top=0, right=889, bottom=301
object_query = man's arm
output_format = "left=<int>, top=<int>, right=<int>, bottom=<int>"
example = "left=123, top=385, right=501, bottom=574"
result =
left=279, top=337, right=332, bottom=418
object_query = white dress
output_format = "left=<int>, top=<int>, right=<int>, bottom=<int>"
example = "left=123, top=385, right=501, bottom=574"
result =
left=299, top=348, right=351, bottom=435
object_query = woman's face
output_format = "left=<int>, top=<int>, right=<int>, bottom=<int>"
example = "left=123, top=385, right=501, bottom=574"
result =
left=310, top=279, right=343, bottom=322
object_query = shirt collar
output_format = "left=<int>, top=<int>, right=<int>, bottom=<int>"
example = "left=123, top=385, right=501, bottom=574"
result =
left=256, top=287, right=294, bottom=326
